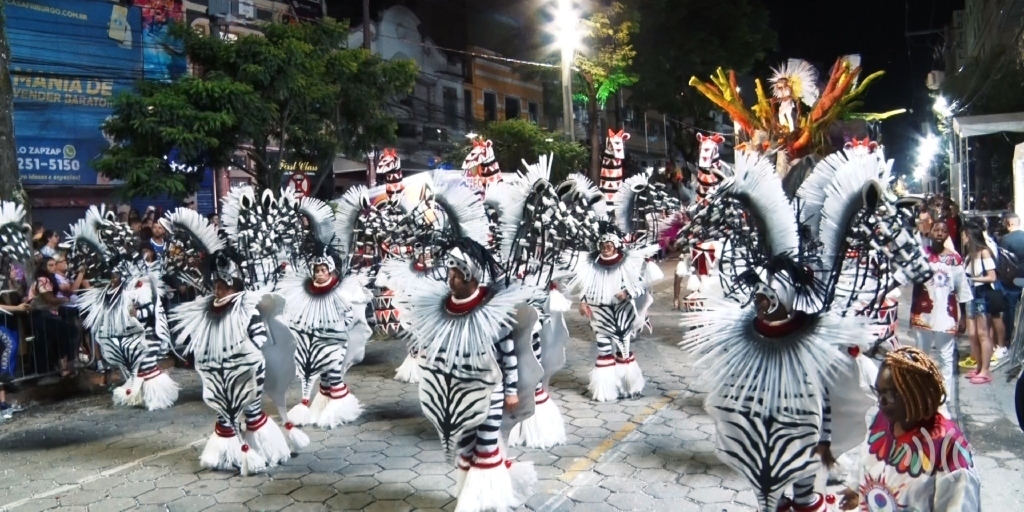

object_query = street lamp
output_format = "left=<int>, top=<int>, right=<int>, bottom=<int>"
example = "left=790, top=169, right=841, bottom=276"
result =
left=915, top=132, right=940, bottom=192
left=552, top=0, right=580, bottom=142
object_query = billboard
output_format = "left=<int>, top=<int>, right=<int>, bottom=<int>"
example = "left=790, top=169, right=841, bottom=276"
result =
left=7, top=0, right=144, bottom=185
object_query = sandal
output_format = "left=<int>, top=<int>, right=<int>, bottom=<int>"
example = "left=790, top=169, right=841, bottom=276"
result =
left=969, top=375, right=992, bottom=384
left=964, top=371, right=979, bottom=379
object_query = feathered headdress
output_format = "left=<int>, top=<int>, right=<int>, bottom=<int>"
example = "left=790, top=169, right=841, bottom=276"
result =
left=0, top=201, right=32, bottom=263
left=770, top=58, right=820, bottom=107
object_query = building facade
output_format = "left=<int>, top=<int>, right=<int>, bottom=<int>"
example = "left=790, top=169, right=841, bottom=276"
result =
left=464, top=46, right=544, bottom=127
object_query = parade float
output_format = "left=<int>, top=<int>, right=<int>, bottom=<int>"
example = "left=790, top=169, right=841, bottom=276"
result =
left=689, top=56, right=905, bottom=190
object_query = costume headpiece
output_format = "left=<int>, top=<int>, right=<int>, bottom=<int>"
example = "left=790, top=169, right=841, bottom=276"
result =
left=441, top=237, right=498, bottom=285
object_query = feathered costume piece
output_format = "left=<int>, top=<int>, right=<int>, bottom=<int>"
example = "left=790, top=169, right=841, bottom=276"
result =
left=392, top=235, right=541, bottom=512
left=331, top=185, right=405, bottom=338
left=278, top=194, right=371, bottom=429
left=0, top=201, right=32, bottom=264
left=66, top=215, right=178, bottom=411
left=678, top=149, right=932, bottom=511
left=165, top=194, right=307, bottom=476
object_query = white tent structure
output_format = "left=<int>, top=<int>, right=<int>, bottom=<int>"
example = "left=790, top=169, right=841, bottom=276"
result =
left=951, top=112, right=1024, bottom=213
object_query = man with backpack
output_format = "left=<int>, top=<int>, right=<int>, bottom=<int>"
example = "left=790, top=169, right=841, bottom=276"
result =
left=998, top=213, right=1024, bottom=360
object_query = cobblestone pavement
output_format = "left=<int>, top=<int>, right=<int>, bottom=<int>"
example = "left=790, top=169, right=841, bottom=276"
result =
left=0, top=271, right=762, bottom=512
left=3, top=273, right=1022, bottom=511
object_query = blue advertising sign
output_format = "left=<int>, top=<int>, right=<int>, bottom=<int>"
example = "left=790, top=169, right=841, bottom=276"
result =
left=7, top=0, right=144, bottom=185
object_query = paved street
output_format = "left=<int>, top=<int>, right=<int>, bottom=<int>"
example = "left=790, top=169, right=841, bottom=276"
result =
left=0, top=270, right=1021, bottom=511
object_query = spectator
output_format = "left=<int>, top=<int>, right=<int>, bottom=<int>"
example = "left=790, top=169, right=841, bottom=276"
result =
left=31, top=222, right=44, bottom=245
left=910, top=221, right=973, bottom=399
left=947, top=201, right=963, bottom=253
left=1001, top=213, right=1024, bottom=338
left=960, top=222, right=998, bottom=385
left=52, top=253, right=86, bottom=306
left=38, top=230, right=60, bottom=259
left=138, top=226, right=153, bottom=243
left=28, top=257, right=79, bottom=379
left=149, top=221, right=168, bottom=257
left=129, top=218, right=142, bottom=234
left=838, top=347, right=980, bottom=510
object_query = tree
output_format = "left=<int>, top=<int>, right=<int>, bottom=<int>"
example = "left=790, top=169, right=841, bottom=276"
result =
left=0, top=1, right=26, bottom=204
left=96, top=19, right=417, bottom=199
left=626, top=0, right=776, bottom=160
left=443, top=119, right=589, bottom=184
left=574, top=1, right=639, bottom=181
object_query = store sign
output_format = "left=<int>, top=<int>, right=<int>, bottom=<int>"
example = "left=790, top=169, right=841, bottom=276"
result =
left=289, top=173, right=311, bottom=198
left=8, top=0, right=144, bottom=185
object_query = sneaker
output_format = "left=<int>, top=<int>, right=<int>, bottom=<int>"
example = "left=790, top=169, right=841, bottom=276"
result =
left=0, top=402, right=12, bottom=419
left=992, top=347, right=1009, bottom=367
left=958, top=357, right=978, bottom=369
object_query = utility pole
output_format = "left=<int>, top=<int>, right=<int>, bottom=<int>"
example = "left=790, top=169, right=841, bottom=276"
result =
left=0, top=0, right=26, bottom=204
left=362, top=0, right=371, bottom=50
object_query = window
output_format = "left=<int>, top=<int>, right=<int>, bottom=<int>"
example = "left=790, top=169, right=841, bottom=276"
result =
left=396, top=122, right=418, bottom=139
left=443, top=87, right=459, bottom=129
left=484, top=92, right=497, bottom=122
left=505, top=97, right=521, bottom=120
left=424, top=127, right=448, bottom=142
left=528, top=102, right=539, bottom=123
left=464, top=90, right=473, bottom=129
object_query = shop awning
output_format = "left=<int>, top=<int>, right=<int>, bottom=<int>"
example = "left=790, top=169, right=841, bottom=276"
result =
left=952, top=112, right=1024, bottom=137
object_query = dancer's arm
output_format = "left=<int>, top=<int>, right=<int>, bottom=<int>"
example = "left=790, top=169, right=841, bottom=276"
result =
left=248, top=314, right=269, bottom=349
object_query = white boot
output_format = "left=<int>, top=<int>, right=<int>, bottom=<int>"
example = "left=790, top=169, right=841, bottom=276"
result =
left=313, top=385, right=363, bottom=429
left=139, top=369, right=180, bottom=411
left=508, top=389, right=566, bottom=449
left=588, top=356, right=619, bottom=402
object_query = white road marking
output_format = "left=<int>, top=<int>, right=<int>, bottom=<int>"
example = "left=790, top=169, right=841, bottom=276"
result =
left=0, top=438, right=205, bottom=511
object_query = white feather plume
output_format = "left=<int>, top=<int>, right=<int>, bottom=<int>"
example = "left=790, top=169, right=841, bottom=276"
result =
left=795, top=151, right=851, bottom=237
left=162, top=207, right=225, bottom=255
left=169, top=291, right=263, bottom=362
left=564, top=244, right=659, bottom=304
left=331, top=185, right=368, bottom=255
left=564, top=173, right=609, bottom=219
left=430, top=175, right=491, bottom=248
left=297, top=196, right=336, bottom=247
left=611, top=173, right=651, bottom=234
left=817, top=154, right=887, bottom=271
left=721, top=151, right=799, bottom=259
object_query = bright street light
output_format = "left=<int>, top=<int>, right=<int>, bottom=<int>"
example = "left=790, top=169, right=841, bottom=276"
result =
left=550, top=0, right=580, bottom=142
left=933, top=96, right=954, bottom=118
left=916, top=133, right=940, bottom=166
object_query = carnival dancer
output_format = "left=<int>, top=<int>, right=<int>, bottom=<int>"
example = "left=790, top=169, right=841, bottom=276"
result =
left=279, top=196, right=369, bottom=428
left=165, top=204, right=307, bottom=475
left=568, top=222, right=658, bottom=402
left=837, top=347, right=980, bottom=511
left=679, top=151, right=931, bottom=511
left=486, top=155, right=573, bottom=449
left=65, top=219, right=179, bottom=410
left=395, top=237, right=541, bottom=512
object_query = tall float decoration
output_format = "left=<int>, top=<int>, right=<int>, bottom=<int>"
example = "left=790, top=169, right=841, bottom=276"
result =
left=688, top=55, right=904, bottom=184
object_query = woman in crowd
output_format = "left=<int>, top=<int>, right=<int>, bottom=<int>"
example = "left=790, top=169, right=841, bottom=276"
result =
left=959, top=222, right=998, bottom=384
left=839, top=346, right=979, bottom=511
left=38, top=231, right=60, bottom=259
left=29, top=257, right=80, bottom=378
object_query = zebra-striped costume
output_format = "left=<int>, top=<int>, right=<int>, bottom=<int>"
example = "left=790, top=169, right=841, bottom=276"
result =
left=171, top=291, right=294, bottom=475
left=278, top=270, right=368, bottom=428
left=78, top=271, right=179, bottom=411
left=566, top=245, right=659, bottom=402
left=395, top=278, right=541, bottom=512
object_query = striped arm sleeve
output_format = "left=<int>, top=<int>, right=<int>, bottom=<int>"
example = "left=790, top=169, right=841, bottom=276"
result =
left=495, top=334, right=518, bottom=396
left=248, top=313, right=269, bottom=349
left=820, top=393, right=832, bottom=444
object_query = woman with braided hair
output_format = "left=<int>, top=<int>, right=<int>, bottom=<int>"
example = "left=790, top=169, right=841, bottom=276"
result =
left=838, top=346, right=980, bottom=511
